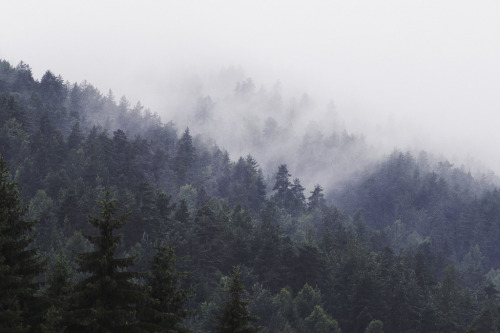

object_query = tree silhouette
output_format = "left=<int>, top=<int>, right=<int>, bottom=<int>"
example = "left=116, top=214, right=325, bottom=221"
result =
left=68, top=189, right=150, bottom=332
left=216, top=266, right=260, bottom=333
left=0, top=156, right=44, bottom=332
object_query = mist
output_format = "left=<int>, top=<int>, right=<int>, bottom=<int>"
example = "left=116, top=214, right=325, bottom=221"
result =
left=2, top=0, right=500, bottom=186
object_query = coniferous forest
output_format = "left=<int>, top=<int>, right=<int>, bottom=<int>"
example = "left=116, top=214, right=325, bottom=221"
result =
left=2, top=59, right=500, bottom=332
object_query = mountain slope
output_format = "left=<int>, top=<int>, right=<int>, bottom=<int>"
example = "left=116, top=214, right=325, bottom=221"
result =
left=1, top=59, right=500, bottom=332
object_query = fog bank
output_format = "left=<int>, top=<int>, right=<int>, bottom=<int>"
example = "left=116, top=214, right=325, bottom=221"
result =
left=2, top=0, right=500, bottom=182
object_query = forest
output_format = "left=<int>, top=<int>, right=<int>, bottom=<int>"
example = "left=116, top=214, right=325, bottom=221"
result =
left=1, top=59, right=500, bottom=332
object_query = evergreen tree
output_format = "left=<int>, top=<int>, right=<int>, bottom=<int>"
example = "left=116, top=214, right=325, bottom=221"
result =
left=174, top=128, right=196, bottom=185
left=293, top=284, right=323, bottom=320
left=291, top=178, right=305, bottom=205
left=67, top=121, right=84, bottom=150
left=68, top=189, right=150, bottom=332
left=303, top=305, right=340, bottom=333
left=0, top=156, right=44, bottom=332
left=216, top=266, right=260, bottom=333
left=271, top=164, right=290, bottom=210
left=244, top=155, right=266, bottom=211
left=307, top=184, right=326, bottom=212
left=42, top=251, right=73, bottom=333
left=40, top=306, right=66, bottom=333
left=193, top=205, right=224, bottom=274
left=142, top=244, right=191, bottom=332
left=271, top=165, right=305, bottom=215
left=229, top=156, right=266, bottom=211
left=364, top=319, right=384, bottom=333
left=174, top=199, right=191, bottom=224
left=272, top=164, right=291, bottom=200
left=290, top=178, right=306, bottom=216
left=0, top=94, right=29, bottom=130
left=228, top=206, right=255, bottom=266
left=254, top=202, right=285, bottom=291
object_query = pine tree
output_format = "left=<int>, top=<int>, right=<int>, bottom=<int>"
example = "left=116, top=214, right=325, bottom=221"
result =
left=142, top=244, right=191, bottom=332
left=67, top=189, right=150, bottom=332
left=0, top=156, right=44, bottom=332
left=216, top=266, right=260, bottom=333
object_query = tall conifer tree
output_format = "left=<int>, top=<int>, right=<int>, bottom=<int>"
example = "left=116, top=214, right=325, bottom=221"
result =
left=68, top=189, right=149, bottom=332
left=141, top=244, right=191, bottom=332
left=174, top=128, right=196, bottom=185
left=216, top=266, right=260, bottom=333
left=0, top=156, right=44, bottom=332
left=41, top=251, right=73, bottom=333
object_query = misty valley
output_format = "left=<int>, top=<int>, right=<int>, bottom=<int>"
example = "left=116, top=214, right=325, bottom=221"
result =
left=2, top=59, right=500, bottom=332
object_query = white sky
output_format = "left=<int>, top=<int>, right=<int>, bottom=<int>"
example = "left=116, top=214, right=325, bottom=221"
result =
left=2, top=0, right=500, bottom=173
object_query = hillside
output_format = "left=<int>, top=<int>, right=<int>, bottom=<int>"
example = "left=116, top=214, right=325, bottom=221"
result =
left=1, top=59, right=500, bottom=332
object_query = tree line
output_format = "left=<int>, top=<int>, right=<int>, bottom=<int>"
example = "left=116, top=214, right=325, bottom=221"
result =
left=1, top=59, right=500, bottom=332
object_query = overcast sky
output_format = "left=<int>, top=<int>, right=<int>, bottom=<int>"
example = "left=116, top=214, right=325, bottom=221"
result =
left=2, top=0, right=500, bottom=173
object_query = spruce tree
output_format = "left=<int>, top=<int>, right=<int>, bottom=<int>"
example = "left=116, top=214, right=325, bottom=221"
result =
left=41, top=251, right=73, bottom=333
left=174, top=128, right=196, bottom=185
left=307, top=184, right=326, bottom=212
left=68, top=189, right=150, bottom=332
left=216, top=266, right=260, bottom=333
left=272, top=164, right=291, bottom=198
left=0, top=156, right=44, bottom=332
left=141, top=243, right=191, bottom=332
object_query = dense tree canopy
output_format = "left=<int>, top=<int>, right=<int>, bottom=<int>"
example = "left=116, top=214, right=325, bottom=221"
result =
left=1, top=59, right=500, bottom=332
left=216, top=266, right=260, bottom=333
left=0, top=156, right=44, bottom=332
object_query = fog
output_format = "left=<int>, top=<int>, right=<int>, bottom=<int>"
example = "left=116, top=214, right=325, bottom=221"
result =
left=2, top=0, right=500, bottom=185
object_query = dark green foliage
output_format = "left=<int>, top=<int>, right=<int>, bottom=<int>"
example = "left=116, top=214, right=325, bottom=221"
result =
left=39, top=71, right=66, bottom=106
left=227, top=205, right=255, bottom=266
left=0, top=115, right=30, bottom=172
left=253, top=202, right=288, bottom=291
left=193, top=204, right=225, bottom=274
left=2, top=60, right=500, bottom=333
left=42, top=251, right=73, bottom=332
left=228, top=156, right=266, bottom=211
left=30, top=112, right=67, bottom=192
left=271, top=164, right=305, bottom=216
left=303, top=305, right=340, bottom=333
left=469, top=284, right=500, bottom=333
left=68, top=189, right=150, bottom=332
left=67, top=121, right=84, bottom=150
left=174, top=128, right=196, bottom=185
left=142, top=244, right=191, bottom=332
left=41, top=306, right=66, bottom=333
left=272, top=164, right=292, bottom=208
left=216, top=266, right=260, bottom=333
left=0, top=93, right=29, bottom=131
left=308, top=184, right=326, bottom=212
left=293, top=284, right=322, bottom=320
left=335, top=150, right=500, bottom=269
left=14, top=62, right=34, bottom=91
left=364, top=320, right=384, bottom=333
left=0, top=156, right=44, bottom=332
left=292, top=243, right=324, bottom=292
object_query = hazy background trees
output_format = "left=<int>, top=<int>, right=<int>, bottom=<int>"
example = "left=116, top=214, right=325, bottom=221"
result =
left=1, top=59, right=500, bottom=332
